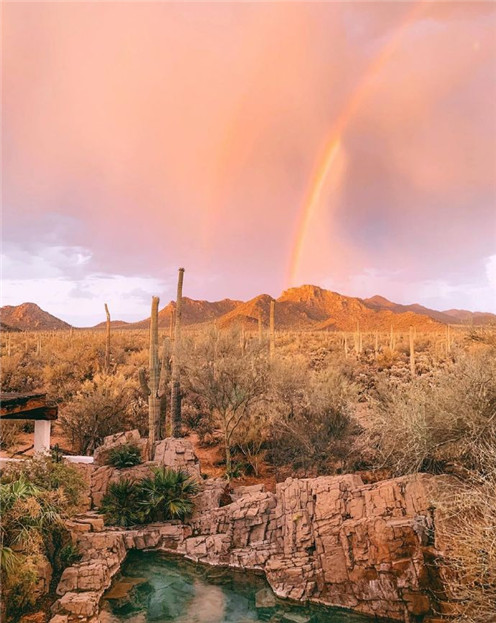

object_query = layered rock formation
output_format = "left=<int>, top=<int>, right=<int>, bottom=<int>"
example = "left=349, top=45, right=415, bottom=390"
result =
left=50, top=437, right=447, bottom=623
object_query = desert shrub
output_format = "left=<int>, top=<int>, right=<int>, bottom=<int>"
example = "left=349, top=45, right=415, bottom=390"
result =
left=2, top=554, right=40, bottom=620
left=99, top=468, right=199, bottom=527
left=0, top=459, right=82, bottom=621
left=187, top=333, right=268, bottom=477
left=365, top=351, right=496, bottom=476
left=0, top=353, right=42, bottom=393
left=107, top=443, right=142, bottom=468
left=60, top=373, right=136, bottom=454
left=1, top=455, right=85, bottom=513
left=0, top=421, right=24, bottom=451
left=435, top=447, right=496, bottom=623
left=267, top=364, right=359, bottom=476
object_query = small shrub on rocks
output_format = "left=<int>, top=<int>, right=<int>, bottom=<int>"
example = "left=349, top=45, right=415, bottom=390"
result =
left=107, top=443, right=142, bottom=469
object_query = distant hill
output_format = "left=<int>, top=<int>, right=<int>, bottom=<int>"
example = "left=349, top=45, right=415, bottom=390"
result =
left=93, top=320, right=131, bottom=329
left=132, top=297, right=241, bottom=329
left=9, top=288, right=494, bottom=332
left=107, top=286, right=496, bottom=332
left=0, top=303, right=71, bottom=331
left=363, top=295, right=456, bottom=324
left=442, top=309, right=496, bottom=326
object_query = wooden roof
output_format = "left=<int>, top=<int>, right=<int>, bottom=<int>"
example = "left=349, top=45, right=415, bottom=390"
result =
left=0, top=392, right=58, bottom=421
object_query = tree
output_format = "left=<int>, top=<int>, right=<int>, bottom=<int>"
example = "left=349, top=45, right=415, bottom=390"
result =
left=189, top=334, right=268, bottom=477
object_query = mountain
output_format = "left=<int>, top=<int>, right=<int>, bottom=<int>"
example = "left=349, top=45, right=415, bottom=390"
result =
left=442, top=309, right=496, bottom=326
left=10, top=288, right=494, bottom=332
left=363, top=295, right=456, bottom=324
left=0, top=303, right=71, bottom=331
left=215, top=285, right=442, bottom=331
left=0, top=322, right=22, bottom=333
left=93, top=320, right=131, bottom=329
left=131, top=297, right=242, bottom=329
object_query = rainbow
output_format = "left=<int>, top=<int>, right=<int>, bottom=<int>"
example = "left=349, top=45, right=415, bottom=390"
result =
left=287, top=1, right=426, bottom=287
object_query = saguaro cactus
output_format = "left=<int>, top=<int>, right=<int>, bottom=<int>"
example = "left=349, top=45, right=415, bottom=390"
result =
left=389, top=325, right=395, bottom=350
left=258, top=312, right=263, bottom=345
left=269, top=299, right=275, bottom=360
left=409, top=325, right=416, bottom=377
left=446, top=324, right=451, bottom=355
left=104, top=303, right=111, bottom=373
left=354, top=321, right=362, bottom=355
left=171, top=268, right=185, bottom=437
left=240, top=326, right=246, bottom=354
left=139, top=296, right=167, bottom=457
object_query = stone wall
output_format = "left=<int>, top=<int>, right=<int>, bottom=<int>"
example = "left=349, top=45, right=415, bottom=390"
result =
left=50, top=468, right=447, bottom=623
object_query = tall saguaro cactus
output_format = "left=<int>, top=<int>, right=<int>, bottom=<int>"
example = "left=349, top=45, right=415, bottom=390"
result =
left=258, top=312, right=263, bottom=345
left=409, top=325, right=416, bottom=377
left=269, top=299, right=275, bottom=360
left=104, top=303, right=111, bottom=373
left=139, top=296, right=167, bottom=457
left=171, top=268, right=185, bottom=437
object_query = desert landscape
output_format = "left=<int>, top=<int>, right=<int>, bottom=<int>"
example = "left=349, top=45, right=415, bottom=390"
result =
left=1, top=283, right=495, bottom=623
left=2, top=1, right=495, bottom=622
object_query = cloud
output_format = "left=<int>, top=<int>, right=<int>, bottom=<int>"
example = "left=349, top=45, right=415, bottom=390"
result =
left=2, top=2, right=495, bottom=320
left=1, top=244, right=169, bottom=325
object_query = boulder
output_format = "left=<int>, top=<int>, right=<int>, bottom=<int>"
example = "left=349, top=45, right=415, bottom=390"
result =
left=93, top=430, right=147, bottom=466
left=153, top=438, right=201, bottom=478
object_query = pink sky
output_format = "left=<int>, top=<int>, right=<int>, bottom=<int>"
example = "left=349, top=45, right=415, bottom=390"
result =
left=3, top=1, right=496, bottom=325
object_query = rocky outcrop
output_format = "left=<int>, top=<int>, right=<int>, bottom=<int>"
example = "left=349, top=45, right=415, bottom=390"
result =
left=50, top=471, right=446, bottom=623
left=89, top=434, right=201, bottom=507
left=153, top=437, right=201, bottom=478
left=93, top=430, right=148, bottom=466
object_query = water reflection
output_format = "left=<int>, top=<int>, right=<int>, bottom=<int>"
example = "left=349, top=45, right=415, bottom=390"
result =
left=101, top=551, right=380, bottom=623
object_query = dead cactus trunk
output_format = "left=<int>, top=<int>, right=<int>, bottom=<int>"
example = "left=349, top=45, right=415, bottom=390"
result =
left=409, top=325, right=416, bottom=377
left=171, top=268, right=185, bottom=437
left=269, top=299, right=275, bottom=360
left=104, top=303, right=111, bottom=373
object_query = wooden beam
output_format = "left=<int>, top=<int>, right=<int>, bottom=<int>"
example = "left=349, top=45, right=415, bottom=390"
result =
left=1, top=406, right=58, bottom=421
left=1, top=392, right=47, bottom=417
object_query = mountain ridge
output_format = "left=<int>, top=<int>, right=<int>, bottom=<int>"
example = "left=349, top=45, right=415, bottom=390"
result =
left=3, top=287, right=495, bottom=331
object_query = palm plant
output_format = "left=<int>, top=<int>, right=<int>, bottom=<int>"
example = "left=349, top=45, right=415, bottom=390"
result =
left=107, top=443, right=142, bottom=468
left=99, top=479, right=147, bottom=527
left=139, top=467, right=199, bottom=521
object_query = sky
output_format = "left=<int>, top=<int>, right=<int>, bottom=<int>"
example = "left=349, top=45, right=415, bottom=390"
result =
left=2, top=1, right=496, bottom=326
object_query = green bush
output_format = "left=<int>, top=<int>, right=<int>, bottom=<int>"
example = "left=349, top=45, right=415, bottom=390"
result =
left=139, top=467, right=199, bottom=521
left=1, top=456, right=85, bottom=513
left=99, top=468, right=199, bottom=527
left=107, top=443, right=142, bottom=468
left=3, top=554, right=39, bottom=620
left=99, top=479, right=147, bottom=527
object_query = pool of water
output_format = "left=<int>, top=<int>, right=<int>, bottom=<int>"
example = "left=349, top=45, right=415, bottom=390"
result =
left=100, top=550, right=376, bottom=623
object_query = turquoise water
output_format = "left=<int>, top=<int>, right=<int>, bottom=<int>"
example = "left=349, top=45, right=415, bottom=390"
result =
left=101, top=550, right=376, bottom=623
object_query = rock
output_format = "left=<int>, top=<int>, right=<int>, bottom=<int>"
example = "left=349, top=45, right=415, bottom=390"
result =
left=55, top=471, right=446, bottom=623
left=255, top=588, right=277, bottom=608
left=93, top=430, right=148, bottom=466
left=153, top=438, right=201, bottom=478
left=231, top=484, right=265, bottom=501
left=19, top=612, right=48, bottom=623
